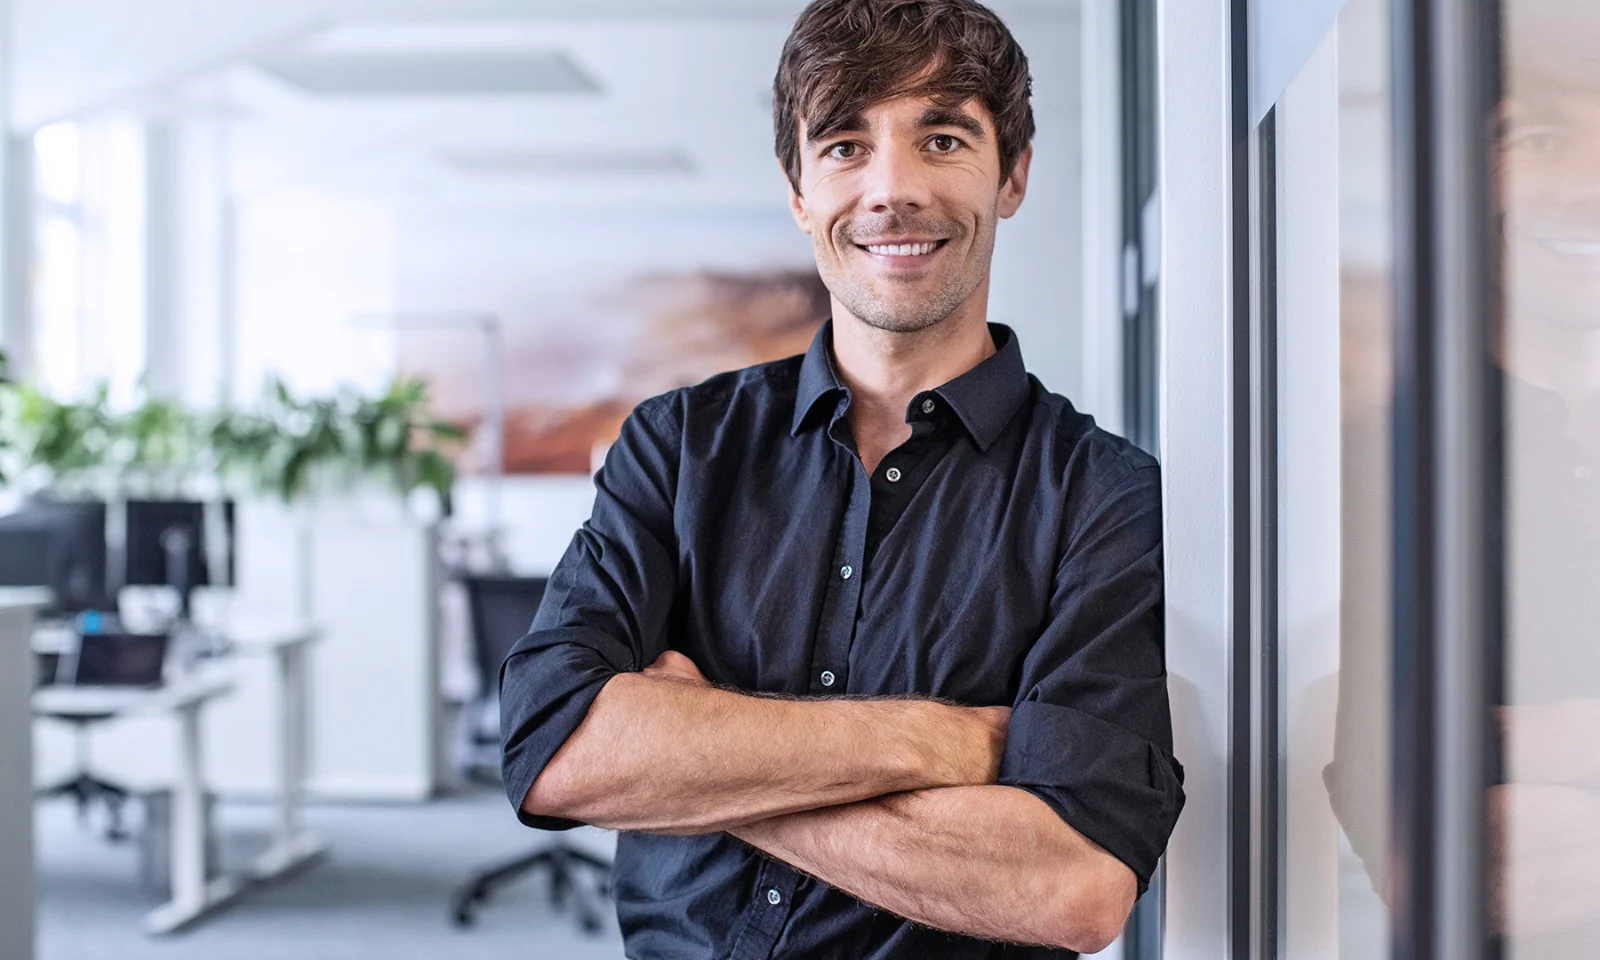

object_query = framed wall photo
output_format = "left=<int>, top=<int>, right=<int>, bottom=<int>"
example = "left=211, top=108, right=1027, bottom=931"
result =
left=394, top=213, right=829, bottom=476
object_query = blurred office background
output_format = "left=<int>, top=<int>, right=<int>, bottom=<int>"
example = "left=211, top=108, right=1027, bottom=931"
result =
left=4, top=0, right=1599, bottom=959
left=0, top=2, right=1106, bottom=959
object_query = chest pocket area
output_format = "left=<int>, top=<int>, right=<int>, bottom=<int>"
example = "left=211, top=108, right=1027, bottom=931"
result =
left=851, top=557, right=1049, bottom=704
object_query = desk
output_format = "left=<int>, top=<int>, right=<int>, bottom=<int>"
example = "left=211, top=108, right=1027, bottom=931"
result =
left=1, top=590, right=47, bottom=960
left=34, top=669, right=242, bottom=935
left=224, top=619, right=327, bottom=882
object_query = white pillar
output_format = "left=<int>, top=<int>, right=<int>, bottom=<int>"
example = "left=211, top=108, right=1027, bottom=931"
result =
left=1, top=134, right=28, bottom=377
left=1156, top=0, right=1234, bottom=955
left=143, top=119, right=180, bottom=398
left=0, top=0, right=28, bottom=379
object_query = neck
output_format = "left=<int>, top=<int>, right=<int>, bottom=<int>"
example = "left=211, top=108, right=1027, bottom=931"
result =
left=829, top=292, right=996, bottom=445
left=1510, top=322, right=1600, bottom=402
left=1507, top=322, right=1600, bottom=451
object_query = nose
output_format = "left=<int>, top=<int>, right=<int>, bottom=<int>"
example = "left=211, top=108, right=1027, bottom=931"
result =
left=859, top=140, right=933, bottom=217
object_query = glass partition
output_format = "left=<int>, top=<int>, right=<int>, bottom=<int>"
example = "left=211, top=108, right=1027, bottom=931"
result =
left=1500, top=1, right=1600, bottom=955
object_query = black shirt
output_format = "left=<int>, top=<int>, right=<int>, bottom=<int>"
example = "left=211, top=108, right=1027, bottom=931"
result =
left=500, top=321, right=1185, bottom=959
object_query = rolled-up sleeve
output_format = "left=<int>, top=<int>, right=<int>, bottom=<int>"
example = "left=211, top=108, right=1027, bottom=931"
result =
left=499, top=397, right=681, bottom=830
left=997, top=461, right=1185, bottom=891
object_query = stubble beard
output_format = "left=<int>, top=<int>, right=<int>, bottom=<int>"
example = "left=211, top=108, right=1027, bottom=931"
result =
left=816, top=213, right=997, bottom=334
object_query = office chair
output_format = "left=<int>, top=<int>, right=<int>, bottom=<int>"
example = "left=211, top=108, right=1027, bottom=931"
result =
left=36, top=714, right=133, bottom=842
left=2, top=508, right=132, bottom=843
left=37, top=631, right=171, bottom=843
left=449, top=576, right=613, bottom=934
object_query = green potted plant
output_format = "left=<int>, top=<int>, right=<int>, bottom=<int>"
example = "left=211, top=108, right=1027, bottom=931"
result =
left=1, top=381, right=119, bottom=496
left=110, top=385, right=204, bottom=499
left=0, top=349, right=11, bottom=486
left=209, top=374, right=466, bottom=516
left=345, top=376, right=468, bottom=517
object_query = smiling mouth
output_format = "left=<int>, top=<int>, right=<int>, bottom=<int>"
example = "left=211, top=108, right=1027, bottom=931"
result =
left=855, top=239, right=949, bottom=259
left=1537, top=238, right=1600, bottom=258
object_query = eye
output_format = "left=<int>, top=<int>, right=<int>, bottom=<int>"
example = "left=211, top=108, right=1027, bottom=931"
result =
left=1507, top=126, right=1565, bottom=157
left=928, top=134, right=962, bottom=153
left=827, top=142, right=860, bottom=161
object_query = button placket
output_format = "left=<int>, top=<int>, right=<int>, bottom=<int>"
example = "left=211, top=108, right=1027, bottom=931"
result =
left=806, top=456, right=869, bottom=697
left=728, top=862, right=801, bottom=960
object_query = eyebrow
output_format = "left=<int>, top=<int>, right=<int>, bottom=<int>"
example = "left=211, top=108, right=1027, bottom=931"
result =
left=918, top=106, right=988, bottom=141
left=806, top=113, right=868, bottom=144
left=804, top=105, right=990, bottom=145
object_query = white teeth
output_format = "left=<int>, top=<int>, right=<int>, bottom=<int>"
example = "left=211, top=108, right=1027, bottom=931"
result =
left=1542, top=240, right=1600, bottom=256
left=866, top=241, right=938, bottom=257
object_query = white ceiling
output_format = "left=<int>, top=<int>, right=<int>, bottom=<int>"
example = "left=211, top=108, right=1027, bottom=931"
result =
left=12, top=0, right=1078, bottom=212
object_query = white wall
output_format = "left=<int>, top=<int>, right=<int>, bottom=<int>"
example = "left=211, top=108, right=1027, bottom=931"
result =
left=232, top=190, right=398, bottom=401
left=991, top=14, right=1083, bottom=400
left=1077, top=0, right=1125, bottom=434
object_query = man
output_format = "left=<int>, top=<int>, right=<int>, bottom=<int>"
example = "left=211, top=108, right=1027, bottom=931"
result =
left=499, top=1, right=1184, bottom=955
left=1327, top=1, right=1600, bottom=951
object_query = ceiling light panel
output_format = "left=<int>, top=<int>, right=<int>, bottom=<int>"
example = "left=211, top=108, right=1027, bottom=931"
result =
left=439, top=148, right=697, bottom=177
left=255, top=50, right=602, bottom=96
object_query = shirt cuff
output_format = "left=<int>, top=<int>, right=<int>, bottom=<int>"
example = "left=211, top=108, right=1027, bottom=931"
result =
left=997, top=700, right=1185, bottom=890
left=499, top=628, right=625, bottom=831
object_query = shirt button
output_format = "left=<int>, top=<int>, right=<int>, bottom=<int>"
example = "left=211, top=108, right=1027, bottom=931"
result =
left=885, top=467, right=902, bottom=482
left=840, top=564, right=853, bottom=580
left=921, top=398, right=936, bottom=414
left=768, top=888, right=783, bottom=906
left=820, top=670, right=836, bottom=687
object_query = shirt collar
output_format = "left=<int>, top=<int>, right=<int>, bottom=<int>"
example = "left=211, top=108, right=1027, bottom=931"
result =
left=790, top=319, right=1031, bottom=452
left=931, top=323, right=1030, bottom=451
left=791, top=320, right=847, bottom=436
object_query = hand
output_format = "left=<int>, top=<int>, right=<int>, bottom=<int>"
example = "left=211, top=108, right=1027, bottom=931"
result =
left=642, top=649, right=710, bottom=687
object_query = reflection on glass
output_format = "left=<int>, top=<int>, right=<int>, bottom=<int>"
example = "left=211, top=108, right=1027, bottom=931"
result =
left=1323, top=0, right=1394, bottom=955
left=1501, top=1, right=1600, bottom=955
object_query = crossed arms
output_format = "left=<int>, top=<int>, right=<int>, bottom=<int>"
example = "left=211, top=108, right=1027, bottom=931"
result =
left=504, top=404, right=1177, bottom=954
left=520, top=649, right=1136, bottom=954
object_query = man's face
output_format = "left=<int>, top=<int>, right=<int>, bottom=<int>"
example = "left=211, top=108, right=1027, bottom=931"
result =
left=1502, top=78, right=1600, bottom=333
left=786, top=94, right=1030, bottom=334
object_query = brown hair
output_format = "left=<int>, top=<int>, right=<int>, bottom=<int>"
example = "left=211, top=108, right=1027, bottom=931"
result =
left=773, top=0, right=1035, bottom=193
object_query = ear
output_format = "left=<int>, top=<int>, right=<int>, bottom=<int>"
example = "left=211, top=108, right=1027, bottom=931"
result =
left=785, top=162, right=814, bottom=235
left=997, top=144, right=1033, bottom=219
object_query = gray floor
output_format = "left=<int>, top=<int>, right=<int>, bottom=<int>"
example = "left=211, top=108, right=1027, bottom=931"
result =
left=36, top=788, right=625, bottom=960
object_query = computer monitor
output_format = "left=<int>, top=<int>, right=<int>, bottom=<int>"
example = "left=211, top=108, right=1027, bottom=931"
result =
left=123, top=500, right=236, bottom=603
left=0, top=499, right=111, bottom=614
left=0, top=526, right=54, bottom=587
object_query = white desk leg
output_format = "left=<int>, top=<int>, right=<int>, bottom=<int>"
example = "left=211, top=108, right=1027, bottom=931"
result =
left=251, top=640, right=326, bottom=881
left=144, top=700, right=244, bottom=935
left=277, top=644, right=302, bottom=845
left=172, top=702, right=205, bottom=910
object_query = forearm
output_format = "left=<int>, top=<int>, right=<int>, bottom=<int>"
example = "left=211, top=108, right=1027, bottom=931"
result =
left=1499, top=700, right=1600, bottom=789
left=1491, top=783, right=1600, bottom=935
left=522, top=672, right=1001, bottom=833
left=730, top=785, right=1134, bottom=953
